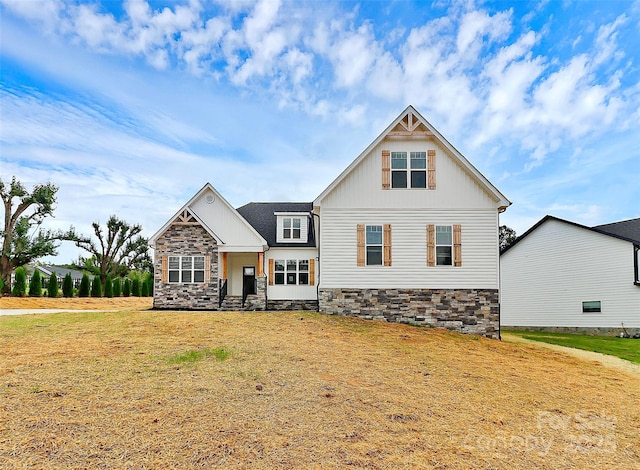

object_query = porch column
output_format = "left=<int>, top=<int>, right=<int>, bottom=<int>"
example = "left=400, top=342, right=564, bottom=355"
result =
left=257, top=252, right=264, bottom=276
left=222, top=252, right=228, bottom=279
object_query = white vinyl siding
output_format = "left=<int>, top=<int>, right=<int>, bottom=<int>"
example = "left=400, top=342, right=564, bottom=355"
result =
left=266, top=248, right=318, bottom=300
left=500, top=219, right=640, bottom=328
left=320, top=209, right=498, bottom=289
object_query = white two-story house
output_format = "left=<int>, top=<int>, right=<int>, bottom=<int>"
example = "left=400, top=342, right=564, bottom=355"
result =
left=150, top=106, right=510, bottom=337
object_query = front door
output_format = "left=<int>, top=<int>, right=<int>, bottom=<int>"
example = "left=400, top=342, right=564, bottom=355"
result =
left=242, top=266, right=256, bottom=297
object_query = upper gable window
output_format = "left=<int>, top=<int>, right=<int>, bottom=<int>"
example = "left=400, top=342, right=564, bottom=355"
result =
left=391, top=152, right=427, bottom=189
left=276, top=213, right=309, bottom=244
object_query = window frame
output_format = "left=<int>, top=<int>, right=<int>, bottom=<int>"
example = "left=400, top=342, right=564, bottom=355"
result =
left=582, top=301, right=602, bottom=313
left=168, top=255, right=206, bottom=284
left=282, top=217, right=302, bottom=240
left=273, top=259, right=309, bottom=285
left=365, top=225, right=384, bottom=266
left=435, top=225, right=453, bottom=266
left=390, top=151, right=427, bottom=189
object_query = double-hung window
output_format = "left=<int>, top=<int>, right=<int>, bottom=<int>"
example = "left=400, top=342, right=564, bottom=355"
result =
left=274, top=259, right=309, bottom=285
left=435, top=226, right=453, bottom=266
left=391, top=152, right=427, bottom=188
left=366, top=225, right=383, bottom=266
left=168, top=255, right=205, bottom=283
left=283, top=218, right=301, bottom=240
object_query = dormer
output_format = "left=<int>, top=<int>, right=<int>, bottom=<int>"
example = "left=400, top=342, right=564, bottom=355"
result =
left=275, top=212, right=310, bottom=244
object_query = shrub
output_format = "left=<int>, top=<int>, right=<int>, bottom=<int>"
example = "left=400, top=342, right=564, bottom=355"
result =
left=47, top=272, right=59, bottom=298
left=104, top=275, right=113, bottom=298
left=123, top=278, right=131, bottom=297
left=143, top=273, right=154, bottom=297
left=62, top=273, right=74, bottom=297
left=112, top=277, right=122, bottom=297
left=132, top=278, right=141, bottom=297
left=141, top=279, right=149, bottom=297
left=12, top=267, right=27, bottom=297
left=78, top=274, right=90, bottom=297
left=28, top=270, right=43, bottom=297
left=90, top=276, right=102, bottom=297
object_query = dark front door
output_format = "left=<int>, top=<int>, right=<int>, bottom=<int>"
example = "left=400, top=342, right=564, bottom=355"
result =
left=242, top=266, right=256, bottom=297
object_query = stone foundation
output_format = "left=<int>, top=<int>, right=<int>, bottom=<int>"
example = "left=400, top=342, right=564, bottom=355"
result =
left=319, top=288, right=499, bottom=338
left=267, top=299, right=319, bottom=311
left=504, top=325, right=640, bottom=337
left=244, top=277, right=267, bottom=311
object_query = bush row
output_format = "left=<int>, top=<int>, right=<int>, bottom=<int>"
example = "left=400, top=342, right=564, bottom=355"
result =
left=11, top=267, right=154, bottom=298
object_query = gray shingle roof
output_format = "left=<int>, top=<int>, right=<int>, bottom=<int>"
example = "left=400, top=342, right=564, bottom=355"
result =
left=593, top=218, right=640, bottom=244
left=236, top=202, right=315, bottom=248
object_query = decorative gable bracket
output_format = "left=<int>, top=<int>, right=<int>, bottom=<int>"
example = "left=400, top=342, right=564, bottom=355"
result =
left=173, top=208, right=199, bottom=225
left=388, top=110, right=434, bottom=137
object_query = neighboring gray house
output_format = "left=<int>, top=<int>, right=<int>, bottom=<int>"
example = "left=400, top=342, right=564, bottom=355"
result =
left=500, top=216, right=640, bottom=334
left=150, top=106, right=511, bottom=338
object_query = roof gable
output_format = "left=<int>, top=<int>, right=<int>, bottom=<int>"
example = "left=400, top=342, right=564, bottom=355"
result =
left=501, top=215, right=640, bottom=255
left=313, top=105, right=510, bottom=210
left=150, top=183, right=267, bottom=249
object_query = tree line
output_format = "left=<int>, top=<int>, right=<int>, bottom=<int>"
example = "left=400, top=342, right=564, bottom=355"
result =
left=1, top=176, right=152, bottom=296
left=10, top=266, right=153, bottom=298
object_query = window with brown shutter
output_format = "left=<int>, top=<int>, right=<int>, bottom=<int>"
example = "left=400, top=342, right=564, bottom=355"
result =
left=383, top=224, right=392, bottom=266
left=309, top=258, right=315, bottom=285
left=428, top=150, right=436, bottom=189
left=427, top=225, right=435, bottom=266
left=453, top=225, right=462, bottom=267
left=204, top=256, right=211, bottom=283
left=357, top=224, right=366, bottom=266
left=382, top=150, right=390, bottom=189
left=161, top=256, right=168, bottom=283
left=268, top=258, right=274, bottom=285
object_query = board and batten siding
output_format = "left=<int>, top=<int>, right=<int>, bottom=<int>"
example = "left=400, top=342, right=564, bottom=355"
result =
left=266, top=248, right=318, bottom=300
left=319, top=208, right=499, bottom=289
left=190, top=190, right=264, bottom=251
left=500, top=219, right=640, bottom=328
left=321, top=139, right=499, bottom=211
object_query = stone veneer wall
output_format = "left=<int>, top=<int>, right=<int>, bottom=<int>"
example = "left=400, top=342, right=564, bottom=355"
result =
left=153, top=224, right=219, bottom=310
left=244, top=276, right=267, bottom=311
left=267, top=299, right=319, bottom=311
left=319, top=288, right=499, bottom=338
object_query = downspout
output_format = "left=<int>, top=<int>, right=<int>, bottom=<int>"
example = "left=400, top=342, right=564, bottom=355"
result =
left=312, top=211, right=321, bottom=312
left=634, top=244, right=639, bottom=286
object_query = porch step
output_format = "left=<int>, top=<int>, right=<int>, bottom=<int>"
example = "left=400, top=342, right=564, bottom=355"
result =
left=220, top=295, right=244, bottom=311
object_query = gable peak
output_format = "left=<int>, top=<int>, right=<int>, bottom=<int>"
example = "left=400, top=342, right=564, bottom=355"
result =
left=172, top=208, right=199, bottom=225
left=388, top=109, right=433, bottom=137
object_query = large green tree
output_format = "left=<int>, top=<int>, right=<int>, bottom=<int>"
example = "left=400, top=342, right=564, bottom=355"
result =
left=499, top=225, right=517, bottom=251
left=74, top=215, right=151, bottom=285
left=0, top=177, right=77, bottom=294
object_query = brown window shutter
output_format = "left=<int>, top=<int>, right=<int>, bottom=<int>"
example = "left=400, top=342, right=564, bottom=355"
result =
left=268, top=258, right=274, bottom=285
left=161, top=256, right=168, bottom=283
left=453, top=224, right=462, bottom=267
left=309, top=258, right=315, bottom=285
left=204, top=256, right=211, bottom=283
left=427, top=225, right=435, bottom=266
left=383, top=224, right=392, bottom=266
left=428, top=150, right=436, bottom=189
left=382, top=150, right=390, bottom=189
left=357, top=224, right=365, bottom=266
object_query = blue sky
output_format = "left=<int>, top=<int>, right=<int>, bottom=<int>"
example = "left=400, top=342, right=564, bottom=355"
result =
left=1, top=0, right=639, bottom=264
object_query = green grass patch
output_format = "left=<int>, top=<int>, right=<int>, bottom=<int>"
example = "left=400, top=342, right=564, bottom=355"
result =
left=167, top=347, right=230, bottom=364
left=504, top=330, right=640, bottom=364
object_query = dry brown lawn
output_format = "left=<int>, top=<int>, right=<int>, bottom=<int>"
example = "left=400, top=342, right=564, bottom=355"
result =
left=1, top=299, right=638, bottom=469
